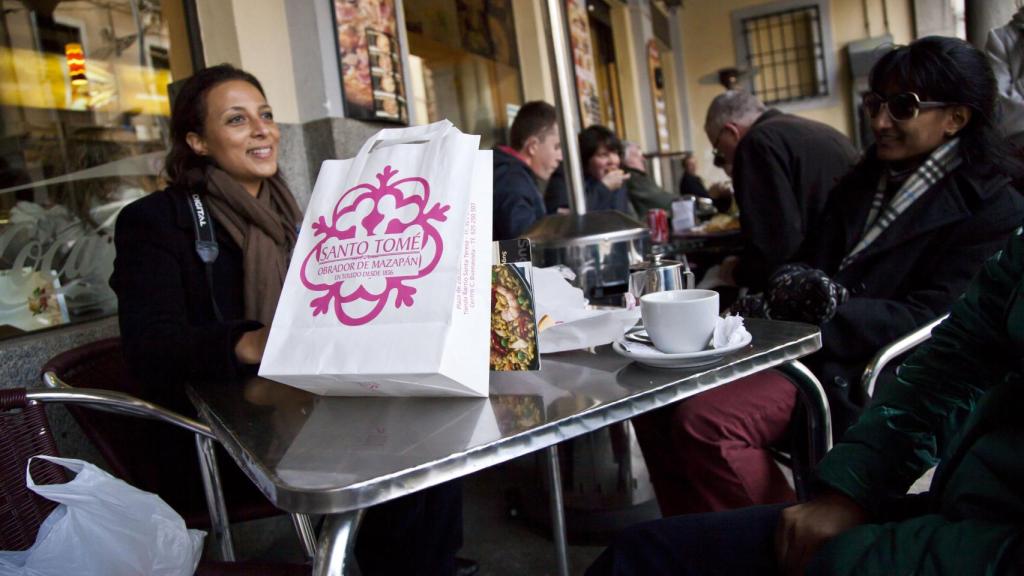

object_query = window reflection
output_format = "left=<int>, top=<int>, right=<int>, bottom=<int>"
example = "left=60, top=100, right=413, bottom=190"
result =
left=404, top=0, right=523, bottom=149
left=0, top=0, right=171, bottom=339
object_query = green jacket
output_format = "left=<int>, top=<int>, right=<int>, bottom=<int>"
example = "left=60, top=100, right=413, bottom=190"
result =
left=814, top=225, right=1024, bottom=575
left=624, top=167, right=678, bottom=215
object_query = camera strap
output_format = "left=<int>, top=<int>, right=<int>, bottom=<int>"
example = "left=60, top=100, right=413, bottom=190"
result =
left=185, top=192, right=224, bottom=322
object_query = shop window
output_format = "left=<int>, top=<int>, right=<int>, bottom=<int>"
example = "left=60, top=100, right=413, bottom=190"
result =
left=0, top=0, right=173, bottom=340
left=403, top=0, right=523, bottom=149
left=735, top=2, right=830, bottom=105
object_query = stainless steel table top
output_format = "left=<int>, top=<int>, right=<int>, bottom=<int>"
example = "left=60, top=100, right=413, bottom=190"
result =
left=188, top=318, right=820, bottom=514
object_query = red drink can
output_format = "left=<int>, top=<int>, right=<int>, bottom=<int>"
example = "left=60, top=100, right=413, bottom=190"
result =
left=647, top=208, right=669, bottom=244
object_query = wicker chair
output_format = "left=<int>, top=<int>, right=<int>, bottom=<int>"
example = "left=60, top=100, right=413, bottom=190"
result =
left=0, top=387, right=309, bottom=575
left=0, top=389, right=67, bottom=552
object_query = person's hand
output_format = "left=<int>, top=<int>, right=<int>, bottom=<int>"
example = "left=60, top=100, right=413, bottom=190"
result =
left=719, top=255, right=740, bottom=286
left=775, top=492, right=868, bottom=576
left=602, top=169, right=629, bottom=190
left=234, top=326, right=270, bottom=365
left=708, top=181, right=733, bottom=201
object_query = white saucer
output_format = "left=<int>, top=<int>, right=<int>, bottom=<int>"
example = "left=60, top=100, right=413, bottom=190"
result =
left=612, top=332, right=753, bottom=368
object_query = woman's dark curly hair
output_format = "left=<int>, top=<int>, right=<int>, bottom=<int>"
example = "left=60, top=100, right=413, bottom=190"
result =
left=869, top=35, right=1023, bottom=179
left=165, top=64, right=267, bottom=187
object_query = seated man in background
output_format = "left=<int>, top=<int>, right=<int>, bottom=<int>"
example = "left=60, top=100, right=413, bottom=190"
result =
left=707, top=90, right=858, bottom=292
left=632, top=35, right=1024, bottom=519
left=679, top=153, right=733, bottom=215
left=546, top=125, right=633, bottom=216
left=492, top=101, right=562, bottom=240
left=622, top=141, right=678, bottom=216
left=590, top=223, right=1024, bottom=576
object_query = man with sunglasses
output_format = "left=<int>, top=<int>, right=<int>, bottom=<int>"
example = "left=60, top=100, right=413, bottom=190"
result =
left=704, top=90, right=857, bottom=292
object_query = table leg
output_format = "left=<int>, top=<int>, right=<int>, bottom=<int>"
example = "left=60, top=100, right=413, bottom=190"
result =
left=314, top=510, right=364, bottom=576
left=291, top=513, right=318, bottom=562
left=194, top=433, right=235, bottom=561
left=545, top=445, right=571, bottom=576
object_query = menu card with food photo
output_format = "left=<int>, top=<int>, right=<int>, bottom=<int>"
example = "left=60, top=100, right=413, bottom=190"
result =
left=490, top=238, right=540, bottom=371
left=332, top=0, right=408, bottom=124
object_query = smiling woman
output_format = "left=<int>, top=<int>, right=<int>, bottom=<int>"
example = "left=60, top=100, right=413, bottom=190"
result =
left=185, top=81, right=281, bottom=197
left=109, top=63, right=467, bottom=575
left=863, top=35, right=1022, bottom=172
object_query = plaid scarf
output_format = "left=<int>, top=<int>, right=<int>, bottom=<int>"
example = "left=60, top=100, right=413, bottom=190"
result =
left=840, top=138, right=961, bottom=271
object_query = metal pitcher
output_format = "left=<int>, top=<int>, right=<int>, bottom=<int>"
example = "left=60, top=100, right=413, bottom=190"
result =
left=627, top=253, right=694, bottom=303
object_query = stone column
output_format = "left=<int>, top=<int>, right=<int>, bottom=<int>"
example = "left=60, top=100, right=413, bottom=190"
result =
left=611, top=0, right=659, bottom=153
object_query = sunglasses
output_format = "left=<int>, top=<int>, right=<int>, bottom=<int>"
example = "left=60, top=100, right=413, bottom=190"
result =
left=862, top=92, right=955, bottom=122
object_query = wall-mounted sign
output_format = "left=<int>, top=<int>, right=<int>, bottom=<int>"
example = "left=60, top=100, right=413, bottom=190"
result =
left=331, top=0, right=408, bottom=124
left=566, top=0, right=601, bottom=128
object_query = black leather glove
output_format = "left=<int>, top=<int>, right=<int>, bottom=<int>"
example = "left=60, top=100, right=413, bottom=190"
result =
left=765, top=264, right=849, bottom=325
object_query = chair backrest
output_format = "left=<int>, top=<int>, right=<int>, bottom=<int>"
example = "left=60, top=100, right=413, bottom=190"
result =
left=39, top=338, right=156, bottom=488
left=0, top=389, right=68, bottom=551
left=40, top=339, right=278, bottom=528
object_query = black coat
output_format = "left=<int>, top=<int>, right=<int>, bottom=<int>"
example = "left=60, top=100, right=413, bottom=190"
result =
left=678, top=172, right=709, bottom=199
left=110, top=186, right=259, bottom=413
left=732, top=110, right=859, bottom=290
left=492, top=147, right=546, bottom=240
left=110, top=187, right=465, bottom=563
left=799, top=153, right=1024, bottom=433
left=544, top=165, right=632, bottom=215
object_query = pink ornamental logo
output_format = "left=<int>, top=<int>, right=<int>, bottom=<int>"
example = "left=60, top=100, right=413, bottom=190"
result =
left=300, top=165, right=449, bottom=325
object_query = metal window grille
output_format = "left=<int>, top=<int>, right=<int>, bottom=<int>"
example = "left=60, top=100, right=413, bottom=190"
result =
left=741, top=6, right=828, bottom=104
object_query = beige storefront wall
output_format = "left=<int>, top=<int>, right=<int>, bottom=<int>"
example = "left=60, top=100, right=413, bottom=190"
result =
left=194, top=0, right=303, bottom=125
left=676, top=0, right=915, bottom=183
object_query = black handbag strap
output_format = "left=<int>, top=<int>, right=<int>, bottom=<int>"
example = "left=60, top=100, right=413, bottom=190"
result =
left=185, top=192, right=224, bottom=322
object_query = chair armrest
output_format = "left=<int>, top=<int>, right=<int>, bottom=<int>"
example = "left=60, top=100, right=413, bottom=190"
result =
left=30, top=375, right=234, bottom=560
left=860, top=314, right=948, bottom=400
left=31, top=375, right=214, bottom=439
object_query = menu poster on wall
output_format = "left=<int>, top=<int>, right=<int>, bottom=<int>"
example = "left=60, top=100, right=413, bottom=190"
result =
left=566, top=0, right=601, bottom=128
left=332, top=0, right=408, bottom=124
left=647, top=40, right=670, bottom=152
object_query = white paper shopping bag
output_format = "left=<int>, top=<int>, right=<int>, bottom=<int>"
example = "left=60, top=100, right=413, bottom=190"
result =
left=260, top=120, right=492, bottom=396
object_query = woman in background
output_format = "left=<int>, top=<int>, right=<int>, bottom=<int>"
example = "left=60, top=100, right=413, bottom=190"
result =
left=545, top=125, right=633, bottom=215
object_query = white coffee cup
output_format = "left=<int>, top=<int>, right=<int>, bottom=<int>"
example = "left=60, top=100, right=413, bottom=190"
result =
left=640, top=289, right=719, bottom=353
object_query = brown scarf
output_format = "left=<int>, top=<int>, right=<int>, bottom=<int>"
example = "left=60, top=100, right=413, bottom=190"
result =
left=202, top=167, right=302, bottom=326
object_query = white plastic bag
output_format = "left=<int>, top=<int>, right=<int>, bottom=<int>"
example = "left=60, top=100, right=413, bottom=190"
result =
left=0, top=456, right=205, bottom=576
left=260, top=120, right=493, bottom=397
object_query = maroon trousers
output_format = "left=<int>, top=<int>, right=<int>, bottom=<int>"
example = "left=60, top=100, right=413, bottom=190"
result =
left=632, top=369, right=797, bottom=516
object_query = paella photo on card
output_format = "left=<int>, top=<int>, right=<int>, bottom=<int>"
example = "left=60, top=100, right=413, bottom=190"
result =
left=490, top=263, right=540, bottom=371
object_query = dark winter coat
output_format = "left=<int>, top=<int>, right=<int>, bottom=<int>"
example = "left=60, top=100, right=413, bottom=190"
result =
left=731, top=109, right=859, bottom=290
left=492, top=147, right=547, bottom=240
left=544, top=165, right=633, bottom=216
left=801, top=153, right=1024, bottom=433
left=110, top=185, right=260, bottom=413
left=814, top=225, right=1024, bottom=576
